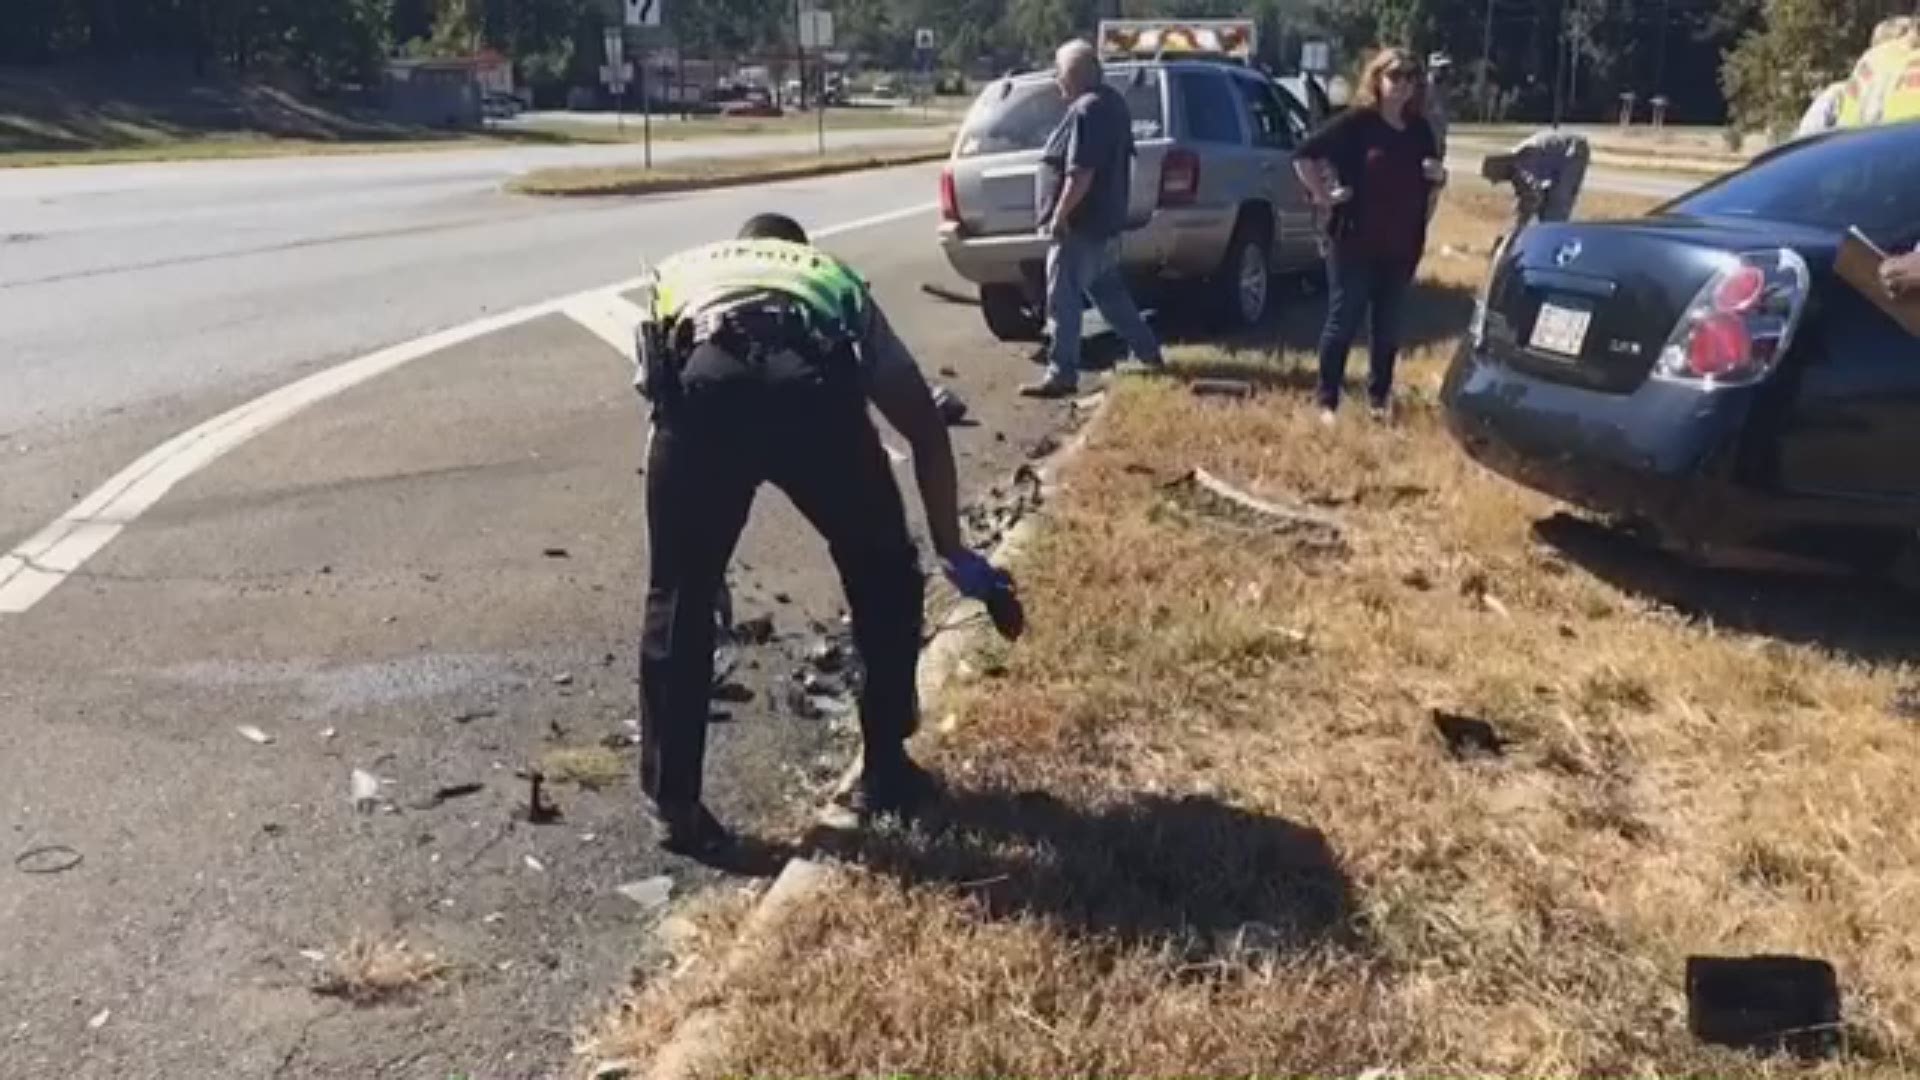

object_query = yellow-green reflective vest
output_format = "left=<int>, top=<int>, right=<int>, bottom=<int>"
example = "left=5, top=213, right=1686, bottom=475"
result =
left=648, top=238, right=870, bottom=336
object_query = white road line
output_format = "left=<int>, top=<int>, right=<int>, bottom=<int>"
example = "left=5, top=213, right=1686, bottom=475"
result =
left=0, top=199, right=937, bottom=616
left=559, top=291, right=644, bottom=364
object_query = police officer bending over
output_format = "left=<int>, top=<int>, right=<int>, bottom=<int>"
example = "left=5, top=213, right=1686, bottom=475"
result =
left=634, top=212, right=1012, bottom=858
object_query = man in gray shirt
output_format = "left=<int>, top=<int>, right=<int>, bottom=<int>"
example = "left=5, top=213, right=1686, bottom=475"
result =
left=1021, top=39, right=1163, bottom=399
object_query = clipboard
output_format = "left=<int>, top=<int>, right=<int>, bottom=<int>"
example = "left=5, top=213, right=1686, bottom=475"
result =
left=1834, top=226, right=1920, bottom=337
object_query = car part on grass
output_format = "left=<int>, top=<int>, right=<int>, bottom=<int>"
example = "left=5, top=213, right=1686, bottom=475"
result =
left=1431, top=710, right=1508, bottom=759
left=1163, top=467, right=1346, bottom=549
left=1686, top=954, right=1842, bottom=1060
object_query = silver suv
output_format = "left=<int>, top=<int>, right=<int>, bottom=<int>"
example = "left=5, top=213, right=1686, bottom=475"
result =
left=936, top=59, right=1325, bottom=342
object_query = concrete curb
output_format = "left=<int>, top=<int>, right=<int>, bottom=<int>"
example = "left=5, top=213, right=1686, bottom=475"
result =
left=630, top=390, right=1116, bottom=1080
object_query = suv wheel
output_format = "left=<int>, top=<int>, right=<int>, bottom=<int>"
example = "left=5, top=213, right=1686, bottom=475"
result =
left=1209, top=219, right=1273, bottom=330
left=980, top=284, right=1045, bottom=343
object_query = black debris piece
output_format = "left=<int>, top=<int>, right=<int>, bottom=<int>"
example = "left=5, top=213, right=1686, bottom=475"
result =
left=1686, top=954, right=1842, bottom=1060
left=1432, top=710, right=1508, bottom=759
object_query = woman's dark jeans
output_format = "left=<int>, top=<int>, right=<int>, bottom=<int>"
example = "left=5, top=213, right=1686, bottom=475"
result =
left=1316, top=248, right=1417, bottom=410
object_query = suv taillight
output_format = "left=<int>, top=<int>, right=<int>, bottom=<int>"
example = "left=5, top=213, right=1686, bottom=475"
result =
left=938, top=165, right=959, bottom=223
left=1158, top=149, right=1199, bottom=207
left=1654, top=248, right=1810, bottom=387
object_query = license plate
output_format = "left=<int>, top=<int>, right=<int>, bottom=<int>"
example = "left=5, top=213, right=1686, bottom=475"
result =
left=1529, top=301, right=1593, bottom=358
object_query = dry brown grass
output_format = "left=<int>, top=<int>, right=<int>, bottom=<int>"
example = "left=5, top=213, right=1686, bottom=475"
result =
left=312, top=935, right=449, bottom=1005
left=506, top=144, right=950, bottom=197
left=587, top=185, right=1920, bottom=1078
left=540, top=745, right=630, bottom=791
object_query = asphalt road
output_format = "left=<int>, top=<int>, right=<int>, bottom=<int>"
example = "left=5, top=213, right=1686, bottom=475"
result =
left=0, top=138, right=1704, bottom=1078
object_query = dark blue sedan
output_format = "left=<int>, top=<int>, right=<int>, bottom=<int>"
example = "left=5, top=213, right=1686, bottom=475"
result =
left=1442, top=121, right=1920, bottom=575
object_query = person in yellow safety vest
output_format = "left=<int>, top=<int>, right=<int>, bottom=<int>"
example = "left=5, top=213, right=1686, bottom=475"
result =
left=1836, top=17, right=1918, bottom=127
left=630, top=212, right=1019, bottom=859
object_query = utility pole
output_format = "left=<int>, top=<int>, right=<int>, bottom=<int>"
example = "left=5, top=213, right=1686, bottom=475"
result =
left=1551, top=0, right=1565, bottom=128
left=1478, top=0, right=1496, bottom=120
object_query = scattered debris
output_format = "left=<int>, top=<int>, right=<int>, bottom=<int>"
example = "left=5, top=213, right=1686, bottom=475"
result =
left=350, top=770, right=384, bottom=814
left=733, top=614, right=777, bottom=645
left=299, top=949, right=328, bottom=964
left=522, top=770, right=562, bottom=825
left=87, top=1009, right=110, bottom=1031
left=1189, top=378, right=1255, bottom=400
left=14, top=845, right=82, bottom=875
left=931, top=384, right=970, bottom=425
left=452, top=707, right=497, bottom=725
left=236, top=725, right=274, bottom=745
left=552, top=673, right=575, bottom=687
left=482, top=912, right=505, bottom=925
left=807, top=639, right=848, bottom=674
left=593, top=1061, right=638, bottom=1080
left=1163, top=468, right=1346, bottom=550
left=1891, top=685, right=1920, bottom=720
left=424, top=782, right=484, bottom=807
left=1432, top=710, right=1508, bottom=759
left=1402, top=569, right=1434, bottom=591
left=320, top=727, right=338, bottom=741
left=1687, top=954, right=1841, bottom=1059
left=615, top=876, right=675, bottom=911
left=542, top=547, right=570, bottom=559
left=1028, top=433, right=1062, bottom=460
left=1459, top=571, right=1513, bottom=617
left=937, top=365, right=958, bottom=378
left=918, top=282, right=979, bottom=306
left=312, top=937, right=448, bottom=1004
left=711, top=682, right=755, bottom=704
left=774, top=592, right=793, bottom=605
left=524, top=855, right=546, bottom=873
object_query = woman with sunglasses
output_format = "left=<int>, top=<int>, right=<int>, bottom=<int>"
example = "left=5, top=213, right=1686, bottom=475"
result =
left=1293, top=47, right=1447, bottom=424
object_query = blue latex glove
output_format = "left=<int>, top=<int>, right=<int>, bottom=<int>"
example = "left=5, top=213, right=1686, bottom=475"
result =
left=942, top=550, right=1010, bottom=602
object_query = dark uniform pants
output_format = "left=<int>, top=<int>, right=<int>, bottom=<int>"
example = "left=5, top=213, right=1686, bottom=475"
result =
left=639, top=343, right=925, bottom=809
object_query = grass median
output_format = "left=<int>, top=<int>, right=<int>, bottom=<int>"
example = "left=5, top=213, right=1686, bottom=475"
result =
left=506, top=143, right=951, bottom=198
left=579, top=187, right=1920, bottom=1077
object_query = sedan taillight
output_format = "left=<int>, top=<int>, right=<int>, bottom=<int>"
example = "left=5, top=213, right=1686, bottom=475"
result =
left=1654, top=248, right=1810, bottom=387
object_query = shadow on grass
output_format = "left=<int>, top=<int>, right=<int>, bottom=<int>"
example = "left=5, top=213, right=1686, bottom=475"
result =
left=808, top=783, right=1361, bottom=960
left=1150, top=276, right=1479, bottom=359
left=1534, top=512, right=1920, bottom=667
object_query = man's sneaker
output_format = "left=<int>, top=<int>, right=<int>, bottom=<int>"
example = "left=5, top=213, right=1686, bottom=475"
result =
left=1369, top=399, right=1393, bottom=423
left=1018, top=375, right=1081, bottom=400
left=835, top=757, right=941, bottom=822
left=1317, top=406, right=1338, bottom=428
left=649, top=800, right=733, bottom=858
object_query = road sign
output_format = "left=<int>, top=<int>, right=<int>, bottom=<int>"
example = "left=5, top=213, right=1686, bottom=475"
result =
left=799, top=10, right=834, bottom=50
left=599, top=62, right=633, bottom=89
left=625, top=0, right=661, bottom=28
left=915, top=28, right=935, bottom=51
left=1301, top=39, right=1331, bottom=75
left=604, top=27, right=625, bottom=70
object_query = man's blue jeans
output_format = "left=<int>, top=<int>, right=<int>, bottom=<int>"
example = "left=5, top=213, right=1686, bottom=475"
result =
left=1046, top=230, right=1161, bottom=384
left=1317, top=248, right=1416, bottom=410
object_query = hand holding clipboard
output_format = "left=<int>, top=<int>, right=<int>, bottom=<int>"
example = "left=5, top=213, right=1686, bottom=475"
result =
left=1834, top=226, right=1920, bottom=337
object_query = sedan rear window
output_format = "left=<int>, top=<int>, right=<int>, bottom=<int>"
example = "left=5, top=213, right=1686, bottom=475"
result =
left=954, top=69, right=1165, bottom=157
left=1667, top=123, right=1920, bottom=243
